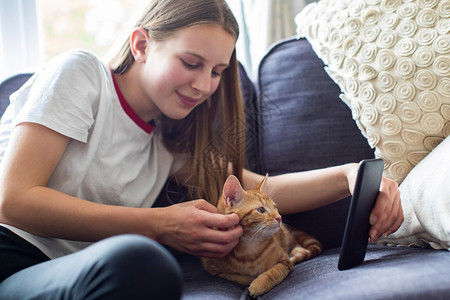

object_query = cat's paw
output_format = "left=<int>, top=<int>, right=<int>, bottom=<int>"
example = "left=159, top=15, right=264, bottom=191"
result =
left=248, top=282, right=267, bottom=298
left=248, top=278, right=278, bottom=297
left=289, top=246, right=311, bottom=264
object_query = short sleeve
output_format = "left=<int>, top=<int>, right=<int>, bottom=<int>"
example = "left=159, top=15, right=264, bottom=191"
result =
left=10, top=50, right=108, bottom=142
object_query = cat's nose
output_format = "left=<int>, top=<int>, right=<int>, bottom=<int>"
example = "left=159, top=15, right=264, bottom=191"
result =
left=275, top=216, right=282, bottom=224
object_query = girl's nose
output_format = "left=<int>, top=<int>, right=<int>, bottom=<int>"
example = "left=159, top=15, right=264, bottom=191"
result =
left=191, top=71, right=211, bottom=95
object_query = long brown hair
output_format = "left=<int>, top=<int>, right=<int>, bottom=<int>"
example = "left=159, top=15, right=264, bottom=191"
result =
left=108, top=0, right=245, bottom=205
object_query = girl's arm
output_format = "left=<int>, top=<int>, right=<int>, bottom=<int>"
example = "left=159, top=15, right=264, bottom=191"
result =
left=242, top=166, right=403, bottom=242
left=0, top=123, right=242, bottom=258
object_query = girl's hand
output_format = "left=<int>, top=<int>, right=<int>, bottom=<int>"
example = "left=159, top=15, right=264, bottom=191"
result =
left=346, top=163, right=404, bottom=242
left=154, top=200, right=243, bottom=258
left=368, top=176, right=403, bottom=242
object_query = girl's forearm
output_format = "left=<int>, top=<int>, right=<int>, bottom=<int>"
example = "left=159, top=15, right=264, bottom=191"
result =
left=0, top=186, right=161, bottom=242
left=243, top=164, right=358, bottom=215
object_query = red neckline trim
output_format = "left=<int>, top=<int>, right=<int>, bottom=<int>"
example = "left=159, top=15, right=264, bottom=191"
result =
left=111, top=71, right=155, bottom=134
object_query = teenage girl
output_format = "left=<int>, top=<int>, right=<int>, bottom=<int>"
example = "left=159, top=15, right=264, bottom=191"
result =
left=0, top=0, right=403, bottom=299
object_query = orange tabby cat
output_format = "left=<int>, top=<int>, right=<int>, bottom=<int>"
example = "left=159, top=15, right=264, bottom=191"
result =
left=202, top=174, right=322, bottom=297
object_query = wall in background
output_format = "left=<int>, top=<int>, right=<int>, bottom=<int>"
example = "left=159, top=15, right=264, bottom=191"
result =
left=1, top=0, right=315, bottom=82
left=228, top=0, right=307, bottom=79
left=0, top=0, right=43, bottom=81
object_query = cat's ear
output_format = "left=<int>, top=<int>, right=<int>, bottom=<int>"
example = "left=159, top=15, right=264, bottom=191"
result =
left=256, top=173, right=269, bottom=191
left=223, top=175, right=245, bottom=208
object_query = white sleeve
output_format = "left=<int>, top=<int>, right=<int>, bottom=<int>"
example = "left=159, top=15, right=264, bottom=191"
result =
left=10, top=50, right=106, bottom=143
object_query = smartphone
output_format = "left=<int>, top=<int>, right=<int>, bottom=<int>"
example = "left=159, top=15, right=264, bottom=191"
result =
left=338, top=158, right=384, bottom=271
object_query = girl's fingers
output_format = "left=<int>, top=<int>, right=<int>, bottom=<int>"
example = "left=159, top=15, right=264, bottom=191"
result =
left=369, top=177, right=402, bottom=241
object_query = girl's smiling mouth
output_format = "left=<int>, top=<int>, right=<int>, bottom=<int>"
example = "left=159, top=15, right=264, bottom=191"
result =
left=176, top=91, right=200, bottom=108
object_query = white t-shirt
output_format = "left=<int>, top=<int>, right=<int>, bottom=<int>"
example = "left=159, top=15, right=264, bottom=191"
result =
left=0, top=50, right=183, bottom=259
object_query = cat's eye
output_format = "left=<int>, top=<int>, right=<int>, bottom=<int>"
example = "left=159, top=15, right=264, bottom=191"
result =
left=256, top=207, right=266, bottom=213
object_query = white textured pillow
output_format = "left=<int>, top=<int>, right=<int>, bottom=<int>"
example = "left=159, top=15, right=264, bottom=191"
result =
left=296, top=0, right=450, bottom=184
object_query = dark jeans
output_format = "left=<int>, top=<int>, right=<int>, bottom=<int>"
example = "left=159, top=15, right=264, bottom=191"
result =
left=0, top=227, right=183, bottom=299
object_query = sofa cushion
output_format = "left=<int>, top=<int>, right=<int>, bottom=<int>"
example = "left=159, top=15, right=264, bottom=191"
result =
left=0, top=73, right=34, bottom=116
left=296, top=0, right=450, bottom=184
left=256, top=37, right=374, bottom=248
left=178, top=245, right=450, bottom=299
left=257, top=37, right=375, bottom=175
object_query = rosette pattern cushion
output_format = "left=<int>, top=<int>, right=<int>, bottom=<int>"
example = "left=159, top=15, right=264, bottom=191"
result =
left=296, top=0, right=450, bottom=184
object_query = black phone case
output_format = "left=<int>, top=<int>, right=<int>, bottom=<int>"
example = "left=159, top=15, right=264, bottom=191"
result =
left=338, top=158, right=384, bottom=271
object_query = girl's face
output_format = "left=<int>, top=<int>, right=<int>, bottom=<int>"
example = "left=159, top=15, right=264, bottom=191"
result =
left=133, top=24, right=236, bottom=121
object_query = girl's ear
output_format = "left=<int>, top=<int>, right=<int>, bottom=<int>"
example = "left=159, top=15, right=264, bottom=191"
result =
left=223, top=175, right=245, bottom=208
left=256, top=173, right=269, bottom=191
left=130, top=27, right=149, bottom=63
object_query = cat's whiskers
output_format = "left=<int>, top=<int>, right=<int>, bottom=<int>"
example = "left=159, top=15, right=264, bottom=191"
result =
left=247, top=225, right=263, bottom=240
left=247, top=222, right=279, bottom=240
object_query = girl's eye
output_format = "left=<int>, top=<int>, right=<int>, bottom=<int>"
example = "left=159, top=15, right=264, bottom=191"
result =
left=182, top=60, right=198, bottom=69
left=257, top=207, right=266, bottom=213
left=182, top=59, right=222, bottom=78
left=211, top=70, right=221, bottom=78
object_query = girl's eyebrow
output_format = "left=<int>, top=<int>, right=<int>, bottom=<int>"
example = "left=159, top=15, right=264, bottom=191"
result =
left=184, top=51, right=229, bottom=68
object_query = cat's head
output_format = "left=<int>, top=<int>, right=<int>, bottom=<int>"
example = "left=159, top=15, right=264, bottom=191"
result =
left=218, top=175, right=282, bottom=239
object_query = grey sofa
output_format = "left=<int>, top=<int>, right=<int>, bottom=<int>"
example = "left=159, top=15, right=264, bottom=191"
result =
left=156, top=37, right=450, bottom=299
left=1, top=37, right=450, bottom=299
